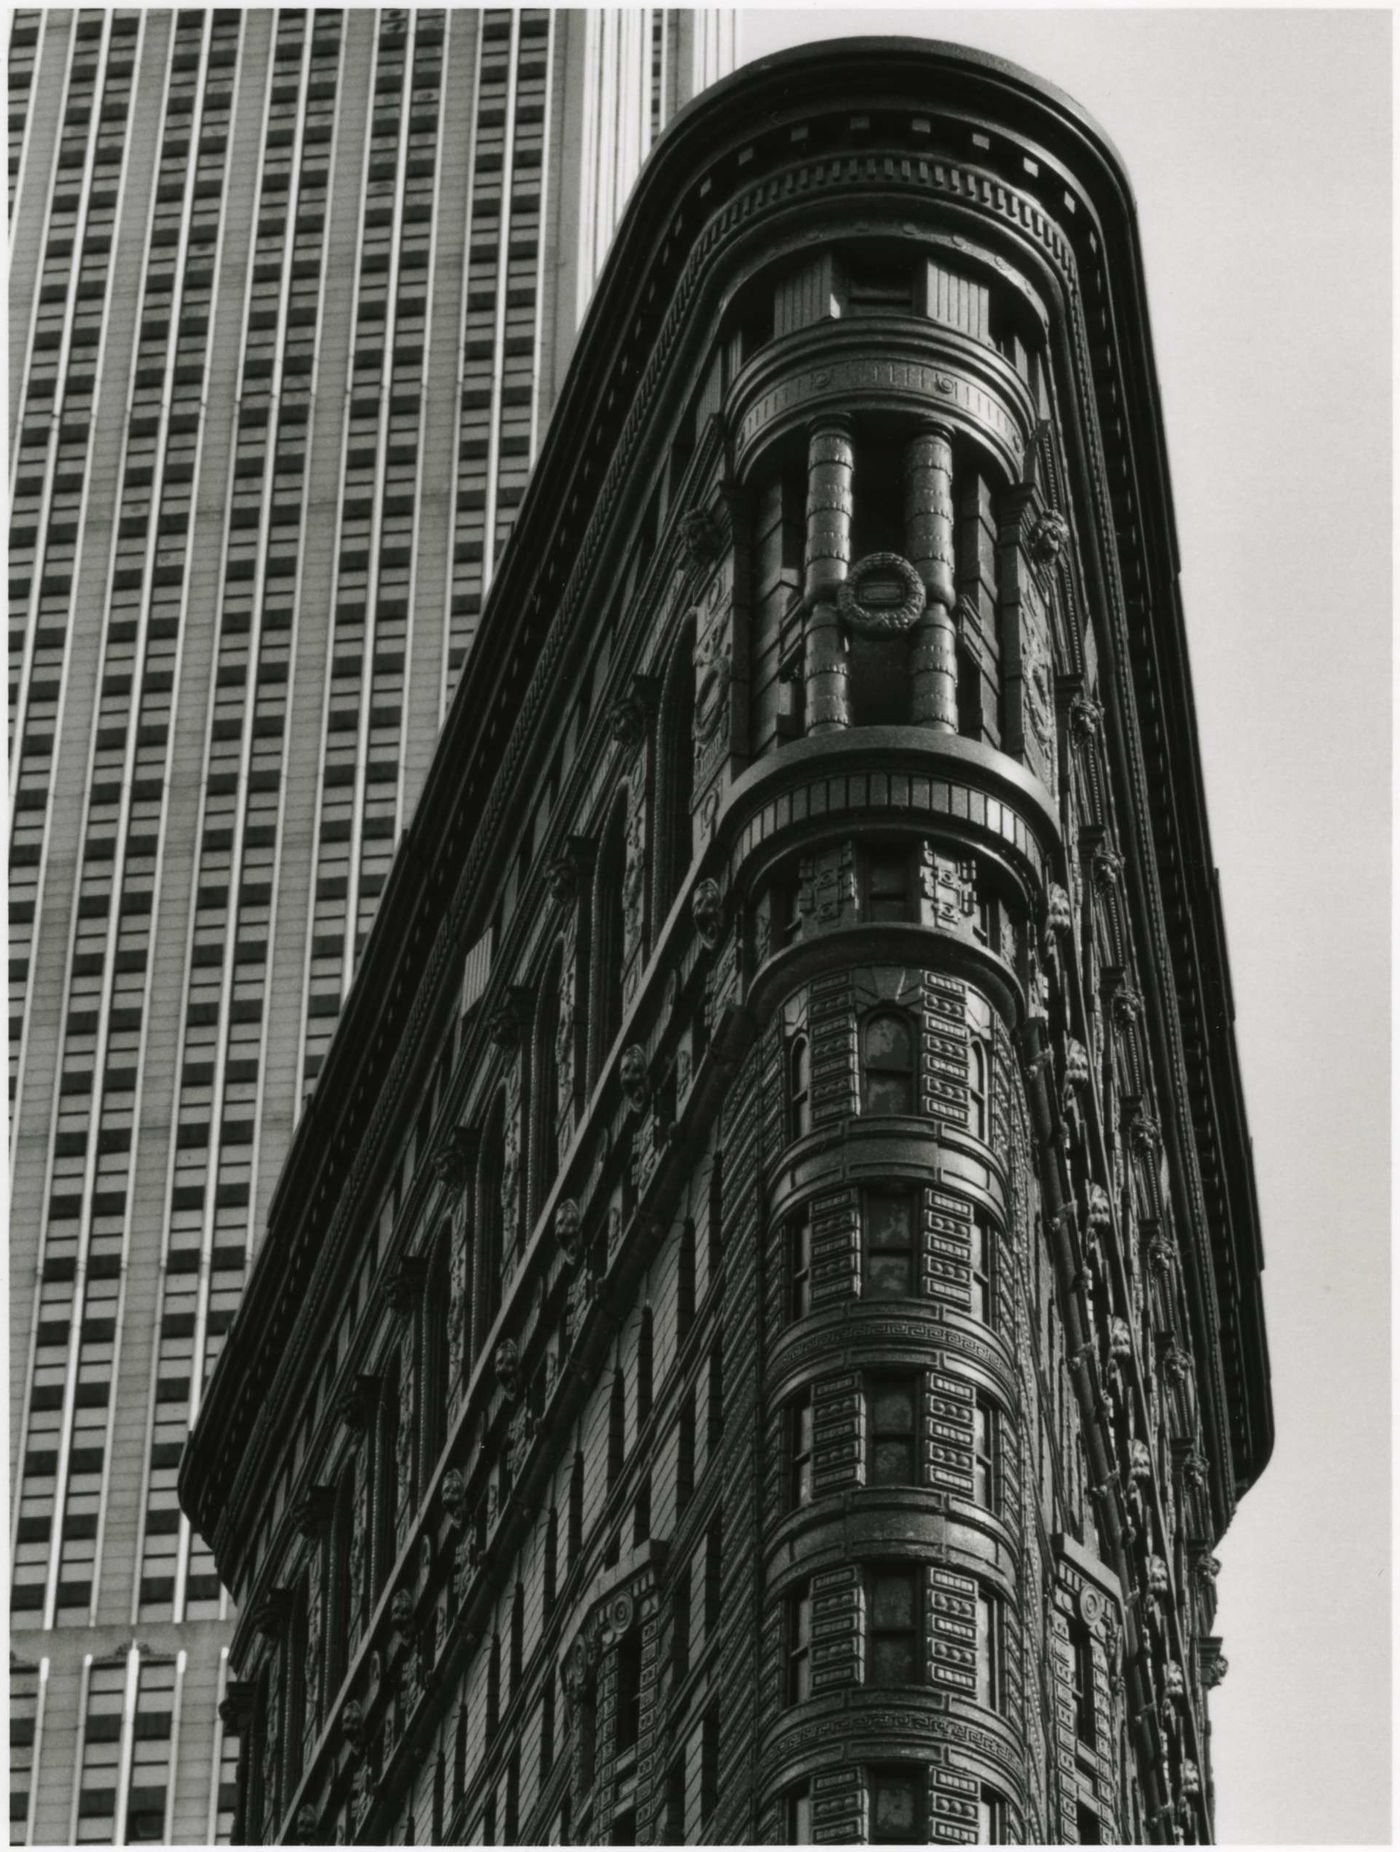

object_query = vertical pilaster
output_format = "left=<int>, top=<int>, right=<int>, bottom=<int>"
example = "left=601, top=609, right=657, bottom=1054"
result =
left=905, top=423, right=958, bottom=730
left=802, top=421, right=852, bottom=733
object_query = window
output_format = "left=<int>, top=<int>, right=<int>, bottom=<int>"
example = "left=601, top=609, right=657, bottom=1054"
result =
left=785, top=1580, right=812, bottom=1704
left=970, top=1211, right=996, bottom=1330
left=787, top=1034, right=811, bottom=1138
left=531, top=944, right=563, bottom=1211
left=973, top=1394, right=1001, bottom=1512
left=477, top=1091, right=507, bottom=1343
left=656, top=619, right=696, bottom=916
left=700, top=1703, right=720, bottom=1831
left=864, top=848, right=909, bottom=922
left=979, top=1785, right=1009, bottom=1844
left=976, top=1586, right=1005, bottom=1712
left=869, top=1766, right=925, bottom=1844
left=968, top=1034, right=989, bottom=1139
left=786, top=1208, right=813, bottom=1321
left=614, top=1632, right=641, bottom=1752
left=672, top=1574, right=691, bottom=1684
left=863, top=1190, right=915, bottom=1298
left=1077, top=1803, right=1102, bottom=1844
left=861, top=1010, right=915, bottom=1115
left=607, top=1373, right=625, bottom=1491
left=1071, top=1614, right=1096, bottom=1745
left=867, top=1567, right=921, bottom=1686
left=637, top=1308, right=654, bottom=1428
left=787, top=1389, right=814, bottom=1509
left=785, top=1782, right=813, bottom=1844
left=866, top=1375, right=918, bottom=1487
left=568, top=1450, right=583, bottom=1564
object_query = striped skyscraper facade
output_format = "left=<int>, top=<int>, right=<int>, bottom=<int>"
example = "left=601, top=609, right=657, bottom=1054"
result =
left=6, top=9, right=735, bottom=1842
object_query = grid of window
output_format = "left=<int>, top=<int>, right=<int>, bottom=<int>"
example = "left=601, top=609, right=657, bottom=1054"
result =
left=9, top=1660, right=42, bottom=1846
left=301, top=9, right=443, bottom=1092
left=9, top=8, right=141, bottom=1109
left=127, top=1658, right=176, bottom=1842
left=450, top=9, right=552, bottom=671
left=8, top=10, right=730, bottom=1840
left=75, top=1659, right=127, bottom=1843
left=12, top=9, right=239, bottom=1636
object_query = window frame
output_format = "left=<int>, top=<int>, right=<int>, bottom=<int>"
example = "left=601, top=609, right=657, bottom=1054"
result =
left=860, top=1008, right=917, bottom=1116
left=865, top=1372, right=920, bottom=1489
left=862, top=1187, right=917, bottom=1300
left=868, top=1763, right=927, bottom=1844
left=865, top=1564, right=922, bottom=1689
left=786, top=1206, right=813, bottom=1322
left=787, top=1388, right=814, bottom=1510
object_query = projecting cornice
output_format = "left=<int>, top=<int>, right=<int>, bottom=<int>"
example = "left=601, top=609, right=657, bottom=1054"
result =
left=181, top=39, right=1270, bottom=1574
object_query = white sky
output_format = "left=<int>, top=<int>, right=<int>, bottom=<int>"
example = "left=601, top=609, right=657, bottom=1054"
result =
left=734, top=10, right=1391, bottom=1844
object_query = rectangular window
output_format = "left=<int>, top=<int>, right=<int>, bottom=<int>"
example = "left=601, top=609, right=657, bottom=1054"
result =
left=788, top=1390, right=814, bottom=1509
left=979, top=1785, right=1009, bottom=1844
left=1071, top=1615, right=1096, bottom=1745
left=786, top=1209, right=813, bottom=1322
left=867, top=1567, right=921, bottom=1687
left=970, top=1211, right=996, bottom=1330
left=863, top=1190, right=915, bottom=1298
left=785, top=1580, right=812, bottom=1704
left=615, top=1633, right=641, bottom=1753
left=866, top=1375, right=918, bottom=1487
left=976, top=1587, right=1005, bottom=1712
left=973, top=1394, right=1000, bottom=1512
left=869, top=1766, right=925, bottom=1844
left=1077, top=1802, right=1102, bottom=1844
left=864, top=847, right=909, bottom=921
left=785, top=1782, right=813, bottom=1844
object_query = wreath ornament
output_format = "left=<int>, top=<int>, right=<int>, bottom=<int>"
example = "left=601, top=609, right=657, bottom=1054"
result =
left=836, top=552, right=926, bottom=636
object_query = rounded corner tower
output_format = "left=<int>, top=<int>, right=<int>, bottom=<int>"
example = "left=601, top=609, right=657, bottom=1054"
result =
left=179, top=35, right=1271, bottom=1847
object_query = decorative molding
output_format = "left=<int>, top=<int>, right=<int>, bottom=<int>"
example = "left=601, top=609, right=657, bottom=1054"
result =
left=619, top=1044, right=649, bottom=1112
left=494, top=1338, right=522, bottom=1403
left=291, top=1485, right=334, bottom=1538
left=544, top=833, right=595, bottom=902
left=608, top=672, right=659, bottom=746
left=690, top=878, right=723, bottom=950
left=431, top=1125, right=477, bottom=1188
left=1027, top=509, right=1069, bottom=566
left=487, top=986, right=532, bottom=1050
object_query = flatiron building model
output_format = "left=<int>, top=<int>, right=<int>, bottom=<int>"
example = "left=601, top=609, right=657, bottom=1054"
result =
left=7, top=10, right=734, bottom=1843
left=183, top=34, right=1273, bottom=1847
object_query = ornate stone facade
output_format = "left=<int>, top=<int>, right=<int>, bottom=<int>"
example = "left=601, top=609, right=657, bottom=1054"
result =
left=181, top=40, right=1271, bottom=1846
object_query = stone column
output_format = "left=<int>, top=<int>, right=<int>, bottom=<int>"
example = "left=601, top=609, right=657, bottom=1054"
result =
left=803, top=420, right=853, bottom=733
left=904, top=422, right=958, bottom=730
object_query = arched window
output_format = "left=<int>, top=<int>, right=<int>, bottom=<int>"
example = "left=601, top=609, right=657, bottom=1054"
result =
left=530, top=942, right=564, bottom=1218
left=592, top=793, right=629, bottom=1078
left=861, top=1010, right=916, bottom=1115
left=476, top=1091, right=506, bottom=1350
left=655, top=617, right=696, bottom=921
left=787, top=1034, right=811, bottom=1138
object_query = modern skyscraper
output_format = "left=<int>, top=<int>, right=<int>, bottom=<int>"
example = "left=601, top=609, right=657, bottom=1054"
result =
left=7, top=9, right=735, bottom=1842
left=180, top=37, right=1273, bottom=1849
